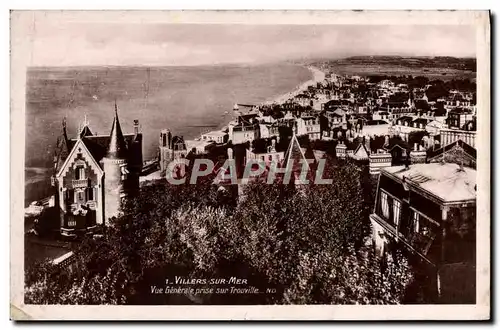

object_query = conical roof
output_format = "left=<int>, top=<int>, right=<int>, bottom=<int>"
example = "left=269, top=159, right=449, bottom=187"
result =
left=107, top=103, right=128, bottom=159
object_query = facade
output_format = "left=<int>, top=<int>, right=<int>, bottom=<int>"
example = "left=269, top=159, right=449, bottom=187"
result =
left=370, top=163, right=476, bottom=302
left=159, top=129, right=188, bottom=175
left=447, top=110, right=475, bottom=130
left=52, top=107, right=143, bottom=236
left=368, top=149, right=393, bottom=175
left=201, top=130, right=229, bottom=145
left=440, top=128, right=476, bottom=148
left=296, top=116, right=321, bottom=140
left=245, top=139, right=285, bottom=168
left=230, top=123, right=260, bottom=144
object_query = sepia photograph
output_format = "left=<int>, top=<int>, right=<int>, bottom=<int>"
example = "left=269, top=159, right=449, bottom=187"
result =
left=10, top=10, right=490, bottom=320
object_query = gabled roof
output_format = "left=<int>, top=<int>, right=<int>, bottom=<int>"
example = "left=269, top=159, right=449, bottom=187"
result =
left=283, top=134, right=314, bottom=182
left=354, top=142, right=370, bottom=157
left=56, top=138, right=104, bottom=179
left=385, top=137, right=410, bottom=151
left=412, top=118, right=430, bottom=125
left=79, top=125, right=93, bottom=138
left=79, top=133, right=138, bottom=167
left=426, top=139, right=476, bottom=161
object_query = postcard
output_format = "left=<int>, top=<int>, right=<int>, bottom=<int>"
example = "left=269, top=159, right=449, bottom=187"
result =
left=10, top=10, right=490, bottom=320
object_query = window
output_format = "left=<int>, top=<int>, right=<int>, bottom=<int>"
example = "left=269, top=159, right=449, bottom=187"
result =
left=380, top=191, right=390, bottom=219
left=87, top=187, right=94, bottom=201
left=393, top=199, right=401, bottom=227
left=68, top=220, right=76, bottom=227
left=75, top=166, right=85, bottom=180
left=412, top=210, right=420, bottom=233
left=77, top=191, right=85, bottom=203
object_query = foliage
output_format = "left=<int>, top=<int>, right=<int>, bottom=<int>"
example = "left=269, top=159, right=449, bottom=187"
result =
left=25, top=159, right=414, bottom=305
left=283, top=245, right=413, bottom=304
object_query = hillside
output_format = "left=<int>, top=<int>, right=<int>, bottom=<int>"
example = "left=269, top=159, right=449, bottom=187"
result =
left=311, top=56, right=476, bottom=81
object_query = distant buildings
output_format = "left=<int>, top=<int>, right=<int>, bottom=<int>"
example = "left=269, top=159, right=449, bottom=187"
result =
left=159, top=129, right=188, bottom=175
left=296, top=115, right=321, bottom=140
left=201, top=130, right=229, bottom=145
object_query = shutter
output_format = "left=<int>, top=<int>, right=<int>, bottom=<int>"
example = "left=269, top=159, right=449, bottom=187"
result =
left=75, top=167, right=80, bottom=180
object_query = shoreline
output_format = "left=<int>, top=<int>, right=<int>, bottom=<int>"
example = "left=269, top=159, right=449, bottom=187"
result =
left=263, top=65, right=326, bottom=105
left=25, top=64, right=327, bottom=205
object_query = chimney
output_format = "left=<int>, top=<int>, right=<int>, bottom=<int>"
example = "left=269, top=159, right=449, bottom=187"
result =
left=384, top=135, right=390, bottom=148
left=414, top=143, right=418, bottom=151
left=134, top=119, right=139, bottom=136
left=227, top=147, right=233, bottom=160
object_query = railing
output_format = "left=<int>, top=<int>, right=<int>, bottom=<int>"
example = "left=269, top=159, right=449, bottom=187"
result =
left=72, top=179, right=88, bottom=188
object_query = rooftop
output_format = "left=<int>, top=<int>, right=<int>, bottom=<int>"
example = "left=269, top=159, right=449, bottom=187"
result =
left=383, top=163, right=476, bottom=203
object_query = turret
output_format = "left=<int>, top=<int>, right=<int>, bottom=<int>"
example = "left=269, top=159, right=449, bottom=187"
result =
left=102, top=103, right=128, bottom=223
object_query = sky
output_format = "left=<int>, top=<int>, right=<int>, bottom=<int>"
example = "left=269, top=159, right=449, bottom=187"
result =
left=28, top=22, right=476, bottom=67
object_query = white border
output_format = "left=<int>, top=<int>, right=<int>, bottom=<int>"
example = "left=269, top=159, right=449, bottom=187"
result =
left=9, top=9, right=490, bottom=321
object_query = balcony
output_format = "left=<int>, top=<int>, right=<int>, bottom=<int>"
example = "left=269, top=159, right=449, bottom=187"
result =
left=369, top=213, right=398, bottom=238
left=72, top=179, right=88, bottom=188
left=370, top=212, right=437, bottom=259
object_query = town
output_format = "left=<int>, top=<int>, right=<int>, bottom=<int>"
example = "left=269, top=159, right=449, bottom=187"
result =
left=24, top=63, right=477, bottom=305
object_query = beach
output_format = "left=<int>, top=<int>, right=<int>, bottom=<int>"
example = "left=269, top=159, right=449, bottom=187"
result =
left=264, top=66, right=326, bottom=105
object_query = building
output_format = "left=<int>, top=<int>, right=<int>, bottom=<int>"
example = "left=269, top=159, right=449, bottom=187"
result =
left=159, top=129, right=188, bottom=175
left=379, top=102, right=415, bottom=121
left=228, top=113, right=261, bottom=144
left=359, top=120, right=390, bottom=138
left=446, top=109, right=475, bottom=130
left=425, top=119, right=446, bottom=136
left=185, top=139, right=215, bottom=156
left=370, top=163, right=476, bottom=303
left=296, top=115, right=321, bottom=140
left=52, top=106, right=143, bottom=235
left=369, top=149, right=393, bottom=175
left=259, top=123, right=280, bottom=139
left=427, top=140, right=476, bottom=169
left=245, top=138, right=285, bottom=168
left=440, top=126, right=476, bottom=148
left=336, top=137, right=370, bottom=161
left=201, top=130, right=229, bottom=145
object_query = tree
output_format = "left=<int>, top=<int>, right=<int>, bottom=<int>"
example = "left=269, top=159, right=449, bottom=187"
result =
left=283, top=245, right=413, bottom=304
left=26, top=159, right=415, bottom=305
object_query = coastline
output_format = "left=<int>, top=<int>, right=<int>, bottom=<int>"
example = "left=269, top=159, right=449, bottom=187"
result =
left=25, top=64, right=326, bottom=205
left=263, top=65, right=326, bottom=105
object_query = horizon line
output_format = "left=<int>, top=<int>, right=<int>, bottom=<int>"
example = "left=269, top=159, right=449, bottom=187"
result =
left=26, top=55, right=477, bottom=69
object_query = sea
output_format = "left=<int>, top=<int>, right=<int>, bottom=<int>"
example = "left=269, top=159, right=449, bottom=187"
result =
left=25, top=63, right=312, bottom=206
